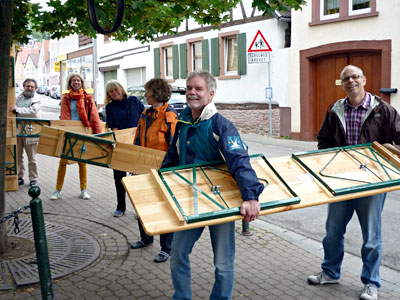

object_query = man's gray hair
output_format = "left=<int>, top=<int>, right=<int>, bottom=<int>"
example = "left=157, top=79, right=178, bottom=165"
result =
left=23, top=78, right=37, bottom=89
left=186, top=70, right=217, bottom=93
left=340, top=65, right=364, bottom=80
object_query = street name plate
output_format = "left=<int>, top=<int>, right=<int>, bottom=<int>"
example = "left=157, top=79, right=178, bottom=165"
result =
left=248, top=52, right=270, bottom=64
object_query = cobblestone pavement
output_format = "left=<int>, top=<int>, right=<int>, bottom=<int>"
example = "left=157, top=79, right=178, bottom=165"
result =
left=2, top=151, right=400, bottom=299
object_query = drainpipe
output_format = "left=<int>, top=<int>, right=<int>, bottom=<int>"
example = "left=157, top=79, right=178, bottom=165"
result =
left=93, top=36, right=98, bottom=105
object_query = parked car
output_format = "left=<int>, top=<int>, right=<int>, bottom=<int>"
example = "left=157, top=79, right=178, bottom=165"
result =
left=99, top=85, right=187, bottom=122
left=127, top=86, right=146, bottom=102
left=36, top=85, right=48, bottom=94
left=128, top=85, right=187, bottom=113
left=45, top=86, right=52, bottom=97
left=49, top=85, right=61, bottom=99
left=169, top=86, right=187, bottom=114
left=98, top=106, right=106, bottom=122
left=52, top=86, right=61, bottom=99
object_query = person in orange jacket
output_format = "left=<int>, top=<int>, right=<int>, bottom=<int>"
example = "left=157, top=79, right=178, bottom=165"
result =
left=50, top=74, right=102, bottom=201
left=130, top=78, right=178, bottom=263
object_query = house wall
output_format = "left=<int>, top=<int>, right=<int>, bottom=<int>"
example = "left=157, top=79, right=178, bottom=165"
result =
left=24, top=56, right=39, bottom=82
left=157, top=18, right=288, bottom=106
left=288, top=1, right=400, bottom=136
left=96, top=3, right=290, bottom=136
left=97, top=38, right=152, bottom=103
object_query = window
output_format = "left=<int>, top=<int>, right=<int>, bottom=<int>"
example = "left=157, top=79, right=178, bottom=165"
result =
left=349, top=0, right=370, bottom=16
left=213, top=31, right=246, bottom=79
left=164, top=46, right=173, bottom=78
left=321, top=0, right=339, bottom=20
left=126, top=67, right=146, bottom=87
left=186, top=38, right=204, bottom=75
left=225, top=36, right=238, bottom=73
left=311, top=0, right=376, bottom=25
left=192, top=42, right=202, bottom=71
left=154, top=43, right=179, bottom=81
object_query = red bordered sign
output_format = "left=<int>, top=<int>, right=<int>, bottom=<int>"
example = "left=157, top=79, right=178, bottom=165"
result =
left=248, top=30, right=272, bottom=52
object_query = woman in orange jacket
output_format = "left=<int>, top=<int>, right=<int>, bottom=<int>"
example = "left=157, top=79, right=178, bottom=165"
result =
left=130, top=78, right=178, bottom=263
left=50, top=74, right=102, bottom=201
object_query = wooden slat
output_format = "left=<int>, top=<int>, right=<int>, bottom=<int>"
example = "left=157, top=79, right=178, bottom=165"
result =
left=62, top=133, right=114, bottom=166
left=37, top=126, right=63, bottom=156
left=49, top=119, right=108, bottom=134
left=379, top=143, right=400, bottom=168
left=99, top=127, right=136, bottom=144
left=6, top=175, right=18, bottom=192
left=110, top=142, right=165, bottom=173
left=6, top=117, right=17, bottom=145
left=6, top=46, right=18, bottom=191
left=149, top=169, right=185, bottom=225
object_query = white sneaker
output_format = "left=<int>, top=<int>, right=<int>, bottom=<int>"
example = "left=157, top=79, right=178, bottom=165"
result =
left=79, top=190, right=90, bottom=200
left=307, top=271, right=339, bottom=285
left=50, top=190, right=62, bottom=200
left=360, top=284, right=378, bottom=300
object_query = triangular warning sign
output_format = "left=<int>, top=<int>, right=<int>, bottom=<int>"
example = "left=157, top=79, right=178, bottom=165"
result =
left=248, top=30, right=272, bottom=52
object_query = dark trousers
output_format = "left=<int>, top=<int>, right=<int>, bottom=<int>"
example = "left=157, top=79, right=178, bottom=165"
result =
left=113, top=169, right=127, bottom=212
left=138, top=219, right=173, bottom=254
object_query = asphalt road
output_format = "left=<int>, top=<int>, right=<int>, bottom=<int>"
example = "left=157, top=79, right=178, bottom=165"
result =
left=244, top=138, right=400, bottom=273
left=38, top=93, right=61, bottom=120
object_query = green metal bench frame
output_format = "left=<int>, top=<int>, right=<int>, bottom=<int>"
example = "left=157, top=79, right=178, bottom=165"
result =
left=158, top=154, right=300, bottom=224
left=292, top=143, right=400, bottom=196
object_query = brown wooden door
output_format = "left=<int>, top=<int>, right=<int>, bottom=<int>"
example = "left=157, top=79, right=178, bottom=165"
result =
left=313, top=52, right=382, bottom=137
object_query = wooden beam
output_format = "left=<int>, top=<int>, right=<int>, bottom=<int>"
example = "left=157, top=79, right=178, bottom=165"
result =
left=150, top=169, right=185, bottom=225
left=374, top=142, right=400, bottom=168
left=110, top=142, right=165, bottom=173
left=38, top=126, right=164, bottom=173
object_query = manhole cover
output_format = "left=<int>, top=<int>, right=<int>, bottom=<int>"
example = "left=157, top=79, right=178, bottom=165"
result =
left=0, top=215, right=100, bottom=290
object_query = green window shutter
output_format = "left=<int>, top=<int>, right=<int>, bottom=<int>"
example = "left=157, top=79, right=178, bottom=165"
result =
left=180, top=43, right=187, bottom=79
left=154, top=48, right=161, bottom=78
left=211, top=38, right=220, bottom=77
left=173, top=45, right=179, bottom=79
left=238, top=33, right=247, bottom=75
left=202, top=39, right=210, bottom=71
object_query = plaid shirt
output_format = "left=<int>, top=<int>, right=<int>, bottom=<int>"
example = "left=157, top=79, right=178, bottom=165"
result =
left=344, top=93, right=371, bottom=145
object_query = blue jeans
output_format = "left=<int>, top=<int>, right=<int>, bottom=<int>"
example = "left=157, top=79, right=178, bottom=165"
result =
left=170, top=222, right=235, bottom=300
left=321, top=193, right=386, bottom=288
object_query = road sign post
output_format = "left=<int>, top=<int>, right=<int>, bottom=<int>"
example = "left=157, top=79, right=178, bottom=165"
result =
left=248, top=30, right=273, bottom=136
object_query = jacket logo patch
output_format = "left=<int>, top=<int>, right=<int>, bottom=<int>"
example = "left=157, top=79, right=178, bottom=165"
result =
left=227, top=136, right=243, bottom=150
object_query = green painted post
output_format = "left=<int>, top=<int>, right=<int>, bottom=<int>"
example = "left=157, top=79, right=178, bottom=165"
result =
left=28, top=186, right=54, bottom=300
left=240, top=220, right=252, bottom=236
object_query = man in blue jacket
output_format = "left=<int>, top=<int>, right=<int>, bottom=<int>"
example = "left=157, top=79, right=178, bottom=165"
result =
left=162, top=70, right=264, bottom=300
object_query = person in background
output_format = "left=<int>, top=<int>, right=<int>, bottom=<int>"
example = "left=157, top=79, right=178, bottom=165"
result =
left=105, top=80, right=145, bottom=217
left=161, top=70, right=264, bottom=299
left=130, top=78, right=178, bottom=263
left=10, top=78, right=42, bottom=187
left=308, top=65, right=400, bottom=300
left=50, top=74, right=102, bottom=201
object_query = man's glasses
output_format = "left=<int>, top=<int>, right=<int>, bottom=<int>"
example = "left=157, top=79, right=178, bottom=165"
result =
left=341, top=74, right=362, bottom=82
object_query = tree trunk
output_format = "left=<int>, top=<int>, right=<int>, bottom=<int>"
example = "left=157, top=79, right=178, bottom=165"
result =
left=0, top=0, right=13, bottom=255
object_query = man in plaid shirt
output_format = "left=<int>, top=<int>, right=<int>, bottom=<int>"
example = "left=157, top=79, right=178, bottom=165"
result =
left=307, top=65, right=400, bottom=300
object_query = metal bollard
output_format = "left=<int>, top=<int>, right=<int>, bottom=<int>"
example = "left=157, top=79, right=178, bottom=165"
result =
left=240, top=220, right=253, bottom=236
left=29, top=186, right=54, bottom=300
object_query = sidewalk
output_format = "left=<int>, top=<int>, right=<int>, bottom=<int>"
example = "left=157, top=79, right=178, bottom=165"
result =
left=2, top=136, right=400, bottom=299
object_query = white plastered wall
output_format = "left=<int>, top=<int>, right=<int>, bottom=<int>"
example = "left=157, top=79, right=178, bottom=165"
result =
left=288, top=1, right=400, bottom=134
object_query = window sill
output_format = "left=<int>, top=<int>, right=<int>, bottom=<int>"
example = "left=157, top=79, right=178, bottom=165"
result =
left=309, top=11, right=378, bottom=26
left=218, top=74, right=241, bottom=80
